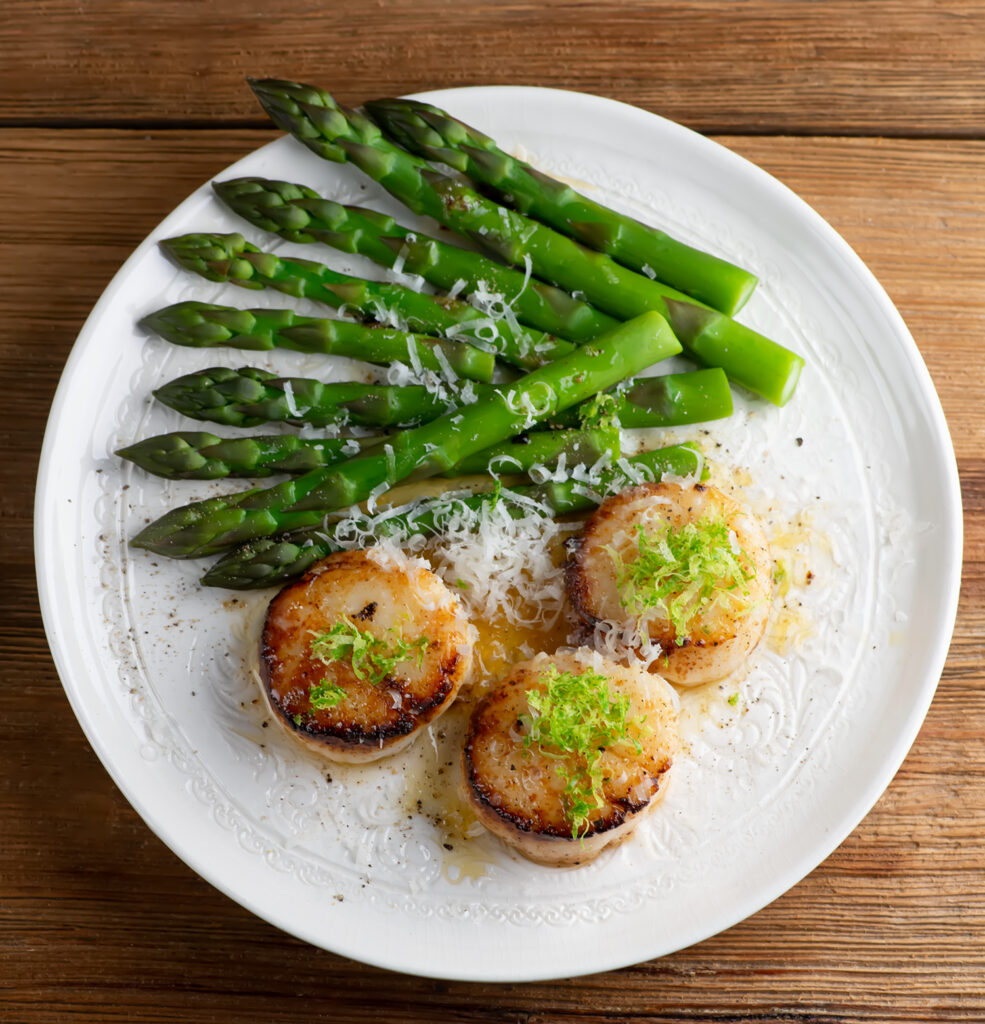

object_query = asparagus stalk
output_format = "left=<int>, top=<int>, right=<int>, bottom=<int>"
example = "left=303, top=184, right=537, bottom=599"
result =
left=117, top=426, right=618, bottom=482
left=548, top=367, right=733, bottom=430
left=249, top=78, right=803, bottom=406
left=159, top=233, right=572, bottom=369
left=141, top=301, right=496, bottom=383
left=201, top=443, right=706, bottom=589
left=131, top=311, right=680, bottom=559
left=153, top=365, right=485, bottom=429
left=444, top=426, right=618, bottom=477
left=212, top=177, right=618, bottom=344
left=615, top=368, right=734, bottom=429
left=154, top=364, right=732, bottom=432
left=118, top=431, right=366, bottom=480
left=365, top=96, right=757, bottom=316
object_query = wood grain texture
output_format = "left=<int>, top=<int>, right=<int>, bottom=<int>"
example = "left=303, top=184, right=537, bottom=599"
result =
left=2, top=0, right=985, bottom=135
left=1, top=128, right=982, bottom=1021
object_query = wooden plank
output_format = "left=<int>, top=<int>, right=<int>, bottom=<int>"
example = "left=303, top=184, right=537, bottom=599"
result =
left=2, top=129, right=983, bottom=1020
left=2, top=1, right=985, bottom=135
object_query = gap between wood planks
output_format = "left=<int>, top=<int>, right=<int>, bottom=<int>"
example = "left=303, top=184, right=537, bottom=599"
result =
left=3, top=116, right=985, bottom=142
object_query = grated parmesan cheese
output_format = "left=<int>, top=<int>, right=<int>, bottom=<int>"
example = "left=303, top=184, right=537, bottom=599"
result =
left=514, top=253, right=533, bottom=304
left=405, top=336, right=424, bottom=378
left=446, top=317, right=501, bottom=350
left=528, top=453, right=570, bottom=485
left=432, top=344, right=459, bottom=385
left=281, top=380, right=301, bottom=418
left=484, top=453, right=525, bottom=476
left=589, top=619, right=665, bottom=674
left=365, top=536, right=433, bottom=576
left=365, top=481, right=391, bottom=514
left=369, top=298, right=408, bottom=332
left=384, top=360, right=417, bottom=387
left=385, top=245, right=427, bottom=292
left=425, top=489, right=575, bottom=633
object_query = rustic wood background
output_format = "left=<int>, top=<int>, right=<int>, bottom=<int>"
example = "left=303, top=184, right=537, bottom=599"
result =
left=3, top=2, right=983, bottom=1021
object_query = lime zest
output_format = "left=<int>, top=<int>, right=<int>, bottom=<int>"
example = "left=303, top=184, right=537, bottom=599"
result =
left=309, top=678, right=348, bottom=709
left=610, top=516, right=755, bottom=644
left=522, top=665, right=643, bottom=837
left=310, top=615, right=429, bottom=686
left=577, top=390, right=621, bottom=432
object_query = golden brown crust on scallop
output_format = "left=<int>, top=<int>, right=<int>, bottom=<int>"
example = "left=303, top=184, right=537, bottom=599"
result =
left=462, top=650, right=679, bottom=866
left=260, top=547, right=473, bottom=763
left=566, top=481, right=772, bottom=685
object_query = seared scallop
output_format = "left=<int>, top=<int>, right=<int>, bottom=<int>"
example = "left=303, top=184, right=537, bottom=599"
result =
left=567, top=481, right=771, bottom=685
left=463, top=649, right=679, bottom=866
left=260, top=546, right=474, bottom=763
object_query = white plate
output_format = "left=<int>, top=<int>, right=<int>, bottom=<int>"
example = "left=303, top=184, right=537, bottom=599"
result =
left=36, top=86, right=961, bottom=981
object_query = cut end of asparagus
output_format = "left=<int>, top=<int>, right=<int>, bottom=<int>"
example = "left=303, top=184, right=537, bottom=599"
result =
left=618, top=368, right=734, bottom=428
left=772, top=355, right=806, bottom=408
left=728, top=272, right=760, bottom=316
left=662, top=297, right=803, bottom=407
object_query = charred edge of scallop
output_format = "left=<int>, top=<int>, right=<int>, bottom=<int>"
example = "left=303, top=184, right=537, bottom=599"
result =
left=462, top=690, right=671, bottom=841
left=564, top=528, right=679, bottom=647
left=563, top=538, right=600, bottom=631
left=565, top=482, right=730, bottom=651
left=260, top=638, right=464, bottom=746
left=258, top=558, right=465, bottom=747
left=567, top=615, right=724, bottom=654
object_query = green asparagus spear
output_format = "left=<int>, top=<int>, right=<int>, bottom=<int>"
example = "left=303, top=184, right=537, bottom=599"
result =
left=548, top=367, right=733, bottom=430
left=212, top=177, right=618, bottom=344
left=202, top=443, right=707, bottom=589
left=117, top=431, right=366, bottom=479
left=443, top=426, right=618, bottom=477
left=117, top=426, right=618, bottom=482
left=249, top=78, right=803, bottom=406
left=159, top=233, right=571, bottom=369
left=141, top=301, right=496, bottom=383
left=153, top=365, right=484, bottom=429
left=365, top=96, right=757, bottom=316
left=153, top=363, right=731, bottom=432
left=131, top=311, right=680, bottom=559
left=615, top=368, right=734, bottom=428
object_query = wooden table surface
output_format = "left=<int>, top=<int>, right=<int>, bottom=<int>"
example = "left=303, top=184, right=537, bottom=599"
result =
left=3, top=2, right=984, bottom=1020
